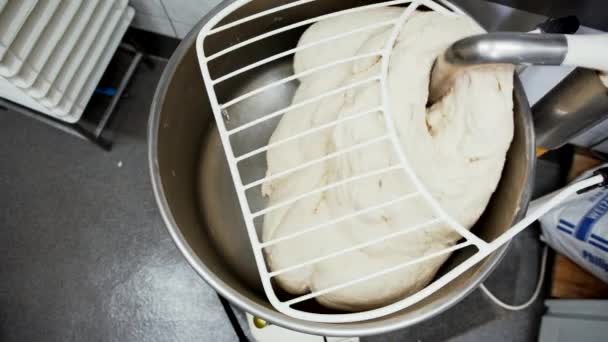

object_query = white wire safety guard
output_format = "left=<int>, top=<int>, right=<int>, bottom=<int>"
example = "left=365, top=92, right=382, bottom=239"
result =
left=195, top=0, right=607, bottom=323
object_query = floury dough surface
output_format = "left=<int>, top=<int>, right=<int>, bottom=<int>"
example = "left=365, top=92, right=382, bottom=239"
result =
left=261, top=8, right=515, bottom=311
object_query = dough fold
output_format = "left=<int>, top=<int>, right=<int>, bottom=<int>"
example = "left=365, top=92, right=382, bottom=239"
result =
left=261, top=8, right=514, bottom=311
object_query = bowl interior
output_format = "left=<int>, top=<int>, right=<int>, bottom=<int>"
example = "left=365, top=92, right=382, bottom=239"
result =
left=152, top=0, right=534, bottom=334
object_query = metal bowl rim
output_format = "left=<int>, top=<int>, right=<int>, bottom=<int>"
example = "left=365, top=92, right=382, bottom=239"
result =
left=148, top=0, right=536, bottom=336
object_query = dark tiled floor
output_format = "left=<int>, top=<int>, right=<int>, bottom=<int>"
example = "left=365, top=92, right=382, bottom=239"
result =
left=0, top=59, right=241, bottom=342
left=1, top=26, right=566, bottom=342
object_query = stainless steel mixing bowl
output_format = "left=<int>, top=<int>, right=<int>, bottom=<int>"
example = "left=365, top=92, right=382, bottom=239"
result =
left=148, top=0, right=535, bottom=336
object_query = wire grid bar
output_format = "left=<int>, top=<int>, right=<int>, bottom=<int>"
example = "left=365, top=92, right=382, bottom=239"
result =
left=235, top=106, right=383, bottom=162
left=208, top=0, right=318, bottom=35
left=260, top=191, right=420, bottom=248
left=221, top=51, right=383, bottom=108
left=204, top=0, right=413, bottom=61
left=213, top=20, right=396, bottom=84
left=269, top=218, right=444, bottom=277
left=420, top=0, right=459, bottom=14
left=251, top=162, right=402, bottom=218
left=284, top=241, right=472, bottom=306
left=226, top=76, right=380, bottom=134
left=244, top=134, right=390, bottom=192
left=196, top=0, right=497, bottom=323
left=375, top=0, right=487, bottom=248
left=207, top=0, right=420, bottom=35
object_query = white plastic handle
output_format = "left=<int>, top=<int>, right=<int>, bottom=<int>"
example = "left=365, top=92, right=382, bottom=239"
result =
left=486, top=172, right=606, bottom=250
left=563, top=34, right=608, bottom=71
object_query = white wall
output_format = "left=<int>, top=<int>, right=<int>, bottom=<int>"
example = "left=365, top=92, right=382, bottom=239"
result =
left=129, top=0, right=222, bottom=38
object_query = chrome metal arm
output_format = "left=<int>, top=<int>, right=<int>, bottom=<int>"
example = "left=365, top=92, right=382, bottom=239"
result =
left=444, top=33, right=568, bottom=66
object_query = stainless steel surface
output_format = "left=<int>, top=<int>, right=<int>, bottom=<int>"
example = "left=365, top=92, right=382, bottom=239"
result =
left=445, top=33, right=567, bottom=65
left=454, top=0, right=545, bottom=32
left=431, top=33, right=567, bottom=103
left=487, top=0, right=608, bottom=32
left=149, top=0, right=536, bottom=336
left=533, top=68, right=608, bottom=150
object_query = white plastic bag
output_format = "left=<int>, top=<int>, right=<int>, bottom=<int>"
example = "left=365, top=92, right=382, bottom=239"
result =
left=535, top=164, right=608, bottom=283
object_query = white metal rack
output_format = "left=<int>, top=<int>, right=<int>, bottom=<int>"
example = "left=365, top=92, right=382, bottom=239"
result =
left=0, top=0, right=134, bottom=124
left=196, top=0, right=607, bottom=323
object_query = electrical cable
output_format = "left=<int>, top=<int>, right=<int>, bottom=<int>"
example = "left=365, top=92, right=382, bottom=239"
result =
left=479, top=244, right=548, bottom=311
left=217, top=293, right=250, bottom=341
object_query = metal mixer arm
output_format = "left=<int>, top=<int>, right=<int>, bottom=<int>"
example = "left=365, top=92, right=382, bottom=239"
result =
left=444, top=32, right=608, bottom=71
left=429, top=32, right=608, bottom=105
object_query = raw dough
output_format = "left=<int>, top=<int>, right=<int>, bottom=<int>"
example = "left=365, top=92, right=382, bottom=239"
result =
left=600, top=71, right=608, bottom=88
left=261, top=8, right=514, bottom=311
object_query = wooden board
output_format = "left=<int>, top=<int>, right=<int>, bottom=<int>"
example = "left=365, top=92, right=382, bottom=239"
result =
left=567, top=151, right=603, bottom=181
left=551, top=254, right=608, bottom=299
